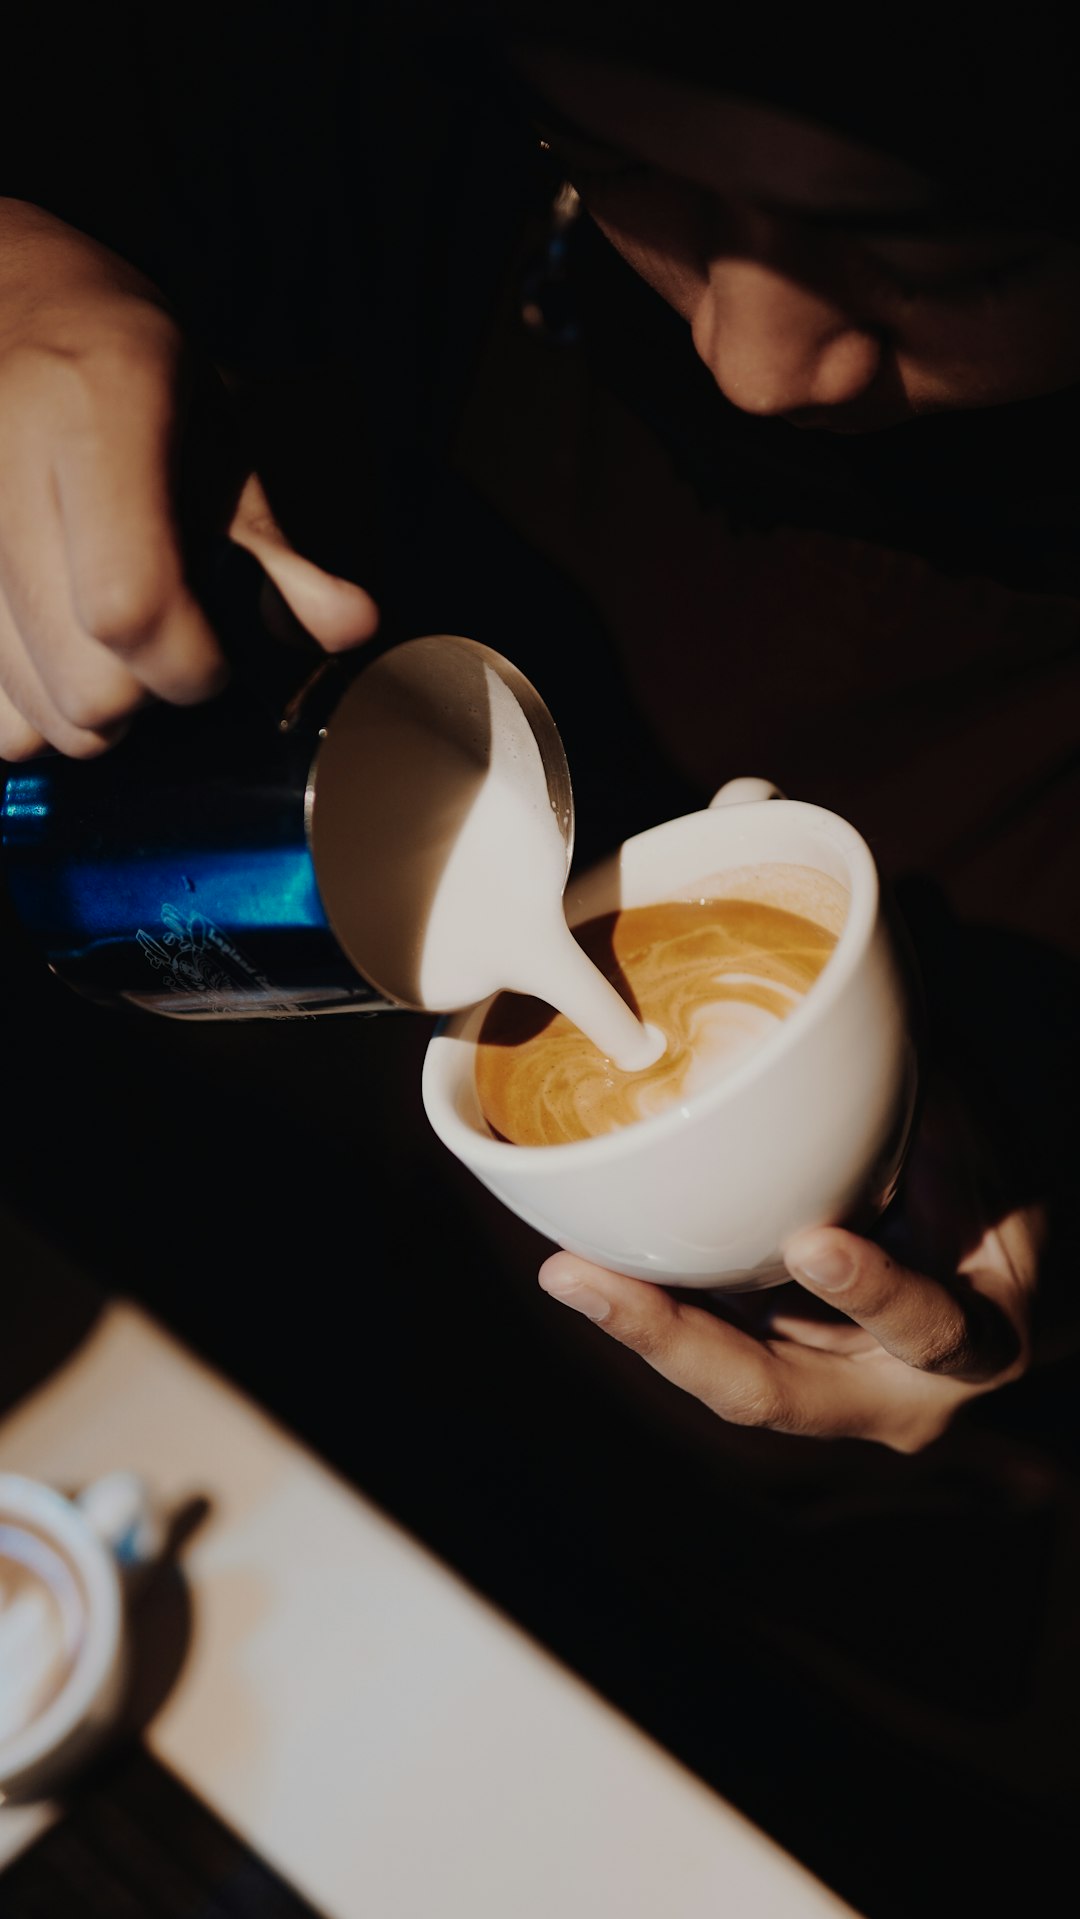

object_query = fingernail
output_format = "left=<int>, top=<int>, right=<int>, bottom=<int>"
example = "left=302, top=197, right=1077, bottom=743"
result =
left=538, top=1270, right=612, bottom=1323
left=788, top=1243, right=854, bottom=1292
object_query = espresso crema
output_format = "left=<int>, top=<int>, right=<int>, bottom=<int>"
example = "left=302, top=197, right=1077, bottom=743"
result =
left=475, top=865, right=846, bottom=1147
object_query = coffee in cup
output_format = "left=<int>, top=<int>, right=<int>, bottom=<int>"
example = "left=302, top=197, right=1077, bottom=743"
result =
left=476, top=867, right=846, bottom=1147
left=422, top=780, right=917, bottom=1291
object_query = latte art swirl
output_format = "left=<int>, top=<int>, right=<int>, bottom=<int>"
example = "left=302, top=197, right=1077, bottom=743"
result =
left=476, top=896, right=840, bottom=1146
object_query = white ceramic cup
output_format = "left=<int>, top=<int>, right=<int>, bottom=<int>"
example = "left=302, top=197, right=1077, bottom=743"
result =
left=422, top=780, right=918, bottom=1290
left=0, top=1471, right=162, bottom=1802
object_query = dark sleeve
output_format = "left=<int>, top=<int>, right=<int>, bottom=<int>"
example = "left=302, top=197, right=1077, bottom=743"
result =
left=895, top=874, right=1080, bottom=1361
left=4, top=10, right=164, bottom=275
left=3, top=5, right=352, bottom=367
left=5, top=4, right=539, bottom=405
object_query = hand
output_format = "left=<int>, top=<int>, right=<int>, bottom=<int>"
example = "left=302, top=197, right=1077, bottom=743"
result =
left=537, top=1082, right=1044, bottom=1452
left=0, top=198, right=379, bottom=760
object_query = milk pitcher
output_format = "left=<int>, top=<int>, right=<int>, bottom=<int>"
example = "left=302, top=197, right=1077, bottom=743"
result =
left=0, top=551, right=574, bottom=1021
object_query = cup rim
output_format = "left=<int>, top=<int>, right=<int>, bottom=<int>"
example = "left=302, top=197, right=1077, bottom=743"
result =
left=0, top=1473, right=122, bottom=1786
left=422, top=798, right=879, bottom=1170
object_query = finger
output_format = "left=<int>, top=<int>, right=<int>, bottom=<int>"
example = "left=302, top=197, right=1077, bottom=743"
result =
left=767, top=1313, right=877, bottom=1355
left=0, top=584, right=125, bottom=758
left=0, top=679, right=49, bottom=760
left=783, top=1227, right=1021, bottom=1382
left=751, top=1277, right=876, bottom=1344
left=958, top=1205, right=1044, bottom=1294
left=0, top=474, right=149, bottom=733
left=538, top=1252, right=899, bottom=1437
left=229, top=473, right=380, bottom=651
left=53, top=368, right=228, bottom=705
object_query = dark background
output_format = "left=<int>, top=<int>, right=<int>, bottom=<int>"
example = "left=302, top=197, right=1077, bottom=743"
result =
left=3, top=8, right=1080, bottom=1914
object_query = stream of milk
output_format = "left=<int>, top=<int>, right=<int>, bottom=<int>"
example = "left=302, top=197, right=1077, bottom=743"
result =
left=416, top=664, right=663, bottom=1070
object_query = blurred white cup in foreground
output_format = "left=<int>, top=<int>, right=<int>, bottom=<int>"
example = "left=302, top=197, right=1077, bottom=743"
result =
left=0, top=1471, right=161, bottom=1802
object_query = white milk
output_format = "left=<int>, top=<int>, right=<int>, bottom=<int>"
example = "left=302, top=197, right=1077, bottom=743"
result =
left=417, top=665, right=663, bottom=1070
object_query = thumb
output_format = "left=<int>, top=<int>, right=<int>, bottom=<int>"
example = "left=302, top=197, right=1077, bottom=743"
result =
left=783, top=1226, right=1021, bottom=1382
left=229, top=472, right=379, bottom=652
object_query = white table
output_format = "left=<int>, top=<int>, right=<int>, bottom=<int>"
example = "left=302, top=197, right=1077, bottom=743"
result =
left=0, top=1301, right=859, bottom=1916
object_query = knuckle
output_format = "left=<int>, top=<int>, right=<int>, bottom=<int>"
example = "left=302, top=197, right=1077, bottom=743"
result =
left=917, top=1330, right=979, bottom=1377
left=913, top=1288, right=1020, bottom=1381
left=90, top=335, right=175, bottom=410
left=0, top=718, right=47, bottom=760
left=124, top=300, right=183, bottom=362
left=0, top=321, right=179, bottom=436
left=738, top=1386, right=787, bottom=1431
left=82, top=302, right=182, bottom=379
left=59, top=726, right=120, bottom=761
left=54, top=680, right=139, bottom=732
left=0, top=340, right=74, bottom=403
left=707, top=1361, right=786, bottom=1431
left=619, top=1313, right=678, bottom=1367
left=917, top=1306, right=1025, bottom=1385
left=0, top=334, right=147, bottom=418
left=79, top=571, right=171, bottom=648
left=159, top=645, right=230, bottom=705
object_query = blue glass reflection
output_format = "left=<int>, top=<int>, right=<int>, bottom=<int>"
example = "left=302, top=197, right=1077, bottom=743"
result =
left=1, top=774, right=50, bottom=823
left=32, top=847, right=328, bottom=941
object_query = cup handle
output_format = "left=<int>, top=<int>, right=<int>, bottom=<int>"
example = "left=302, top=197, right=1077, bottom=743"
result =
left=76, top=1472, right=166, bottom=1577
left=708, top=776, right=785, bottom=808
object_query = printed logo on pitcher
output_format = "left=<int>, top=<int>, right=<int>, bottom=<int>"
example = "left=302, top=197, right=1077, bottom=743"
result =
left=136, top=903, right=299, bottom=1018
